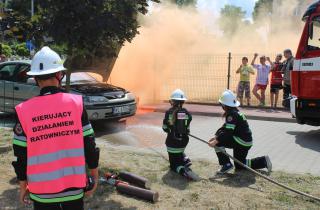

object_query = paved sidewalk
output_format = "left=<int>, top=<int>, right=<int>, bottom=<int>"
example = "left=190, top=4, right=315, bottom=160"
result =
left=140, top=103, right=296, bottom=123
left=95, top=112, right=320, bottom=176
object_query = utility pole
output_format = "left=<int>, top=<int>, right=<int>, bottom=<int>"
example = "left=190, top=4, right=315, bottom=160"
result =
left=31, top=0, right=34, bottom=17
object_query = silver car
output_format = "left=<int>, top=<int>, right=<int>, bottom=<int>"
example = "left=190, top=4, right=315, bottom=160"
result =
left=0, top=60, right=137, bottom=120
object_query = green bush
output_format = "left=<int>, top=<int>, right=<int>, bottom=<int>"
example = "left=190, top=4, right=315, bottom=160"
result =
left=50, top=44, right=67, bottom=57
left=1, top=44, right=12, bottom=57
left=15, top=43, right=29, bottom=57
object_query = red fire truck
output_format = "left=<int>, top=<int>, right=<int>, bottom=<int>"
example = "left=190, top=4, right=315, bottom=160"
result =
left=291, top=1, right=320, bottom=126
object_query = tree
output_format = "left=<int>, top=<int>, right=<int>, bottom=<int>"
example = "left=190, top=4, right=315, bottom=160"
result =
left=219, top=5, right=246, bottom=38
left=252, top=0, right=273, bottom=21
left=5, top=0, right=38, bottom=41
left=23, top=0, right=159, bottom=89
left=170, top=0, right=197, bottom=7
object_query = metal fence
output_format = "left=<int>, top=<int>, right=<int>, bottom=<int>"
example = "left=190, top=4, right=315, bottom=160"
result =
left=157, top=53, right=283, bottom=106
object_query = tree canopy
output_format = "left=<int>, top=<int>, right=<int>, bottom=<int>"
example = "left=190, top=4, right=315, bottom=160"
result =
left=252, top=0, right=273, bottom=21
left=36, top=0, right=159, bottom=69
left=219, top=5, right=246, bottom=38
left=170, top=0, right=197, bottom=7
left=6, top=0, right=158, bottom=83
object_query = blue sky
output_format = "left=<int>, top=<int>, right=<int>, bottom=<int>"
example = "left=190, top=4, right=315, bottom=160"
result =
left=197, top=0, right=258, bottom=19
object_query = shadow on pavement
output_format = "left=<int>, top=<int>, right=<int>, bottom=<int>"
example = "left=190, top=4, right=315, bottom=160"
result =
left=92, top=119, right=127, bottom=138
left=162, top=170, right=189, bottom=190
left=209, top=170, right=256, bottom=188
left=0, top=188, right=24, bottom=210
left=85, top=183, right=138, bottom=210
left=0, top=181, right=137, bottom=210
left=0, top=113, right=15, bottom=128
left=287, top=130, right=320, bottom=153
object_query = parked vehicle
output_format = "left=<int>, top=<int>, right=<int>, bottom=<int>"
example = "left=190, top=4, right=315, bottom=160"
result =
left=291, top=0, right=320, bottom=126
left=0, top=60, right=137, bottom=120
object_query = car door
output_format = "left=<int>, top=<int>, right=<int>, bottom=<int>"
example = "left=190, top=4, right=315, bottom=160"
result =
left=12, top=64, right=39, bottom=107
left=0, top=63, right=18, bottom=112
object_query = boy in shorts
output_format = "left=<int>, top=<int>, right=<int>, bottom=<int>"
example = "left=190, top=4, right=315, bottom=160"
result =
left=236, top=57, right=255, bottom=106
left=251, top=53, right=271, bottom=106
left=268, top=54, right=283, bottom=108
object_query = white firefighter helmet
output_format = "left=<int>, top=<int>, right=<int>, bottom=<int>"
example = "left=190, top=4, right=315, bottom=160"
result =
left=170, top=89, right=187, bottom=101
left=27, top=46, right=66, bottom=76
left=219, top=90, right=240, bottom=107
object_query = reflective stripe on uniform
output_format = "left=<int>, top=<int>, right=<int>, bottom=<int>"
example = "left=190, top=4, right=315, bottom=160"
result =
left=176, top=166, right=185, bottom=173
left=233, top=136, right=252, bottom=147
left=28, top=166, right=86, bottom=183
left=225, top=123, right=236, bottom=130
left=239, top=113, right=247, bottom=121
left=28, top=148, right=84, bottom=166
left=14, top=134, right=26, bottom=141
left=13, top=134, right=27, bottom=147
left=246, top=159, right=252, bottom=168
left=214, top=147, right=226, bottom=153
left=30, top=190, right=84, bottom=203
left=13, top=139, right=27, bottom=147
left=83, top=124, right=94, bottom=137
left=166, top=147, right=185, bottom=153
left=32, top=189, right=83, bottom=199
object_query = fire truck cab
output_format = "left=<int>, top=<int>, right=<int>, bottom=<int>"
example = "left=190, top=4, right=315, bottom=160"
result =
left=291, top=1, right=320, bottom=126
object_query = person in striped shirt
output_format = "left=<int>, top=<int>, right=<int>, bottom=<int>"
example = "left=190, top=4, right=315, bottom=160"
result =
left=251, top=53, right=271, bottom=106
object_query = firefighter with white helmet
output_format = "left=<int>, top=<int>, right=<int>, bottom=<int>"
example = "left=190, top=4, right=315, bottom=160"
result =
left=162, top=89, right=199, bottom=180
left=208, top=90, right=272, bottom=174
left=12, top=47, right=99, bottom=210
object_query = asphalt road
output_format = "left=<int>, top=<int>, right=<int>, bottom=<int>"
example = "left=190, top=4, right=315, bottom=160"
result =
left=93, top=111, right=320, bottom=176
left=1, top=110, right=320, bottom=175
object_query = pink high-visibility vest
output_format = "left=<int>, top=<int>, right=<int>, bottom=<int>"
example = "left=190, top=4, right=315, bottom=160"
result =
left=15, top=92, right=86, bottom=194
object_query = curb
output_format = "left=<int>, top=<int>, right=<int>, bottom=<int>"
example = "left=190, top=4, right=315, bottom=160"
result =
left=140, top=107, right=297, bottom=123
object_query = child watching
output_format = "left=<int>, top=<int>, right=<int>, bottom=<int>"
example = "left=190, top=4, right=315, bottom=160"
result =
left=236, top=57, right=255, bottom=106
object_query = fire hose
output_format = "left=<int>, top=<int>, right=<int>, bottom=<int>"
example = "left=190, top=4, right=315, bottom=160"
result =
left=99, top=171, right=159, bottom=202
left=188, top=134, right=320, bottom=203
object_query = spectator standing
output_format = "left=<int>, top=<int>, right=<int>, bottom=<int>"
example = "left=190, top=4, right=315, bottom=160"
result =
left=251, top=53, right=271, bottom=106
left=282, top=49, right=294, bottom=100
left=236, top=57, right=255, bottom=106
left=268, top=54, right=283, bottom=108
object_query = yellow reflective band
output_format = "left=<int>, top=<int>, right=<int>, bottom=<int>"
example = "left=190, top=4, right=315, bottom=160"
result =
left=30, top=192, right=84, bottom=203
left=167, top=147, right=185, bottom=153
left=240, top=113, right=247, bottom=120
left=13, top=139, right=27, bottom=147
left=177, top=166, right=185, bottom=173
left=246, top=159, right=252, bottom=168
left=83, top=128, right=94, bottom=137
left=225, top=123, right=236, bottom=130
left=233, top=136, right=252, bottom=147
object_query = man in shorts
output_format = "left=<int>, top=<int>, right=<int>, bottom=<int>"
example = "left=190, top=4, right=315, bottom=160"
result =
left=251, top=53, right=271, bottom=106
left=236, top=57, right=255, bottom=106
left=268, top=54, right=283, bottom=108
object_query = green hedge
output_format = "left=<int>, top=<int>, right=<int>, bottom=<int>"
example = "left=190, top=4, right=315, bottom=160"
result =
left=1, top=44, right=13, bottom=57
left=15, top=43, right=29, bottom=57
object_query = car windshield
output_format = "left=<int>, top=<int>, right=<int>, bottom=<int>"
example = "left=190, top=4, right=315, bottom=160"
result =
left=62, top=72, right=98, bottom=84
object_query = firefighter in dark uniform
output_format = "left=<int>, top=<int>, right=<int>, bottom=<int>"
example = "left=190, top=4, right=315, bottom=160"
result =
left=162, top=89, right=198, bottom=180
left=12, top=47, right=99, bottom=210
left=208, top=90, right=272, bottom=174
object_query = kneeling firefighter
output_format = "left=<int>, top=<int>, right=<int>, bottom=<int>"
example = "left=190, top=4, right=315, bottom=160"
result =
left=208, top=90, right=272, bottom=174
left=12, top=47, right=99, bottom=210
left=162, top=89, right=198, bottom=180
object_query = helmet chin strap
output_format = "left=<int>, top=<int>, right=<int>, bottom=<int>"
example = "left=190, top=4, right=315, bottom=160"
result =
left=55, top=72, right=65, bottom=87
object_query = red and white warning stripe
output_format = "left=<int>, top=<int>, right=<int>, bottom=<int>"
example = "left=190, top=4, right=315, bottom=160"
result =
left=294, top=57, right=320, bottom=71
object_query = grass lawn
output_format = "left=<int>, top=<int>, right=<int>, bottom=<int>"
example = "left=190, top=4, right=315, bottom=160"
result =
left=0, top=131, right=319, bottom=210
